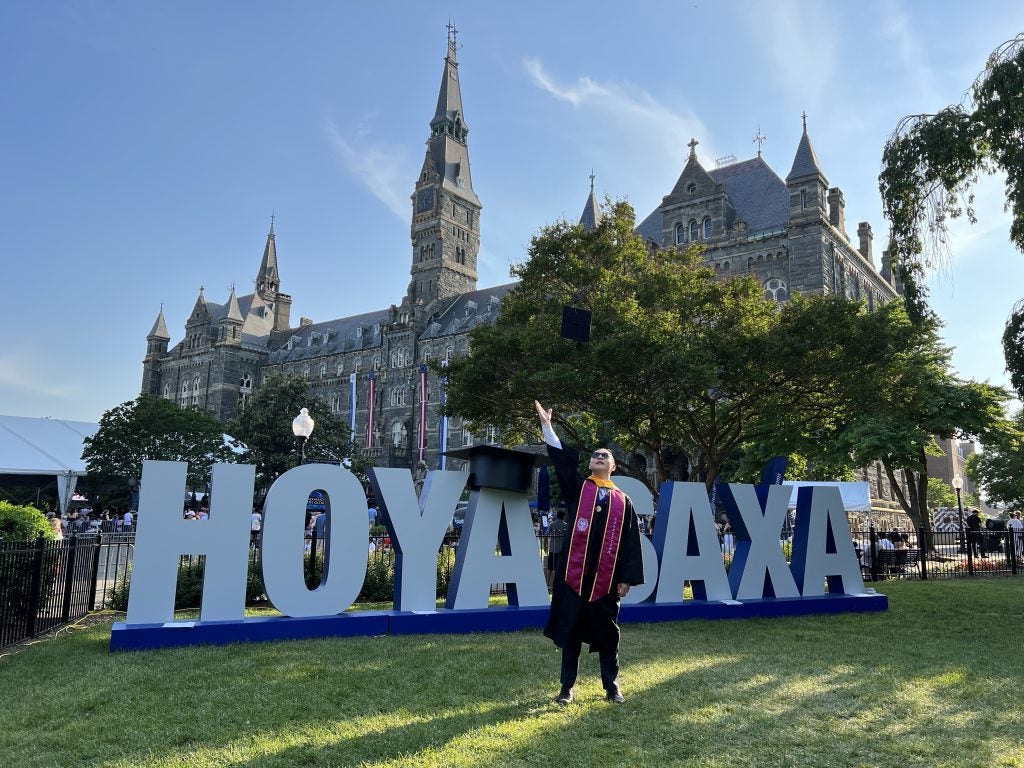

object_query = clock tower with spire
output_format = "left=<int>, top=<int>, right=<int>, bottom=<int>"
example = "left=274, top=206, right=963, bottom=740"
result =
left=407, top=24, right=481, bottom=318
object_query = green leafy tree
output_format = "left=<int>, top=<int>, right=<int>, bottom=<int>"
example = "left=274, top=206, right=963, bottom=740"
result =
left=228, top=372, right=369, bottom=496
left=926, top=477, right=979, bottom=511
left=443, top=201, right=886, bottom=496
left=964, top=412, right=1024, bottom=511
left=82, top=396, right=237, bottom=492
left=879, top=35, right=1024, bottom=371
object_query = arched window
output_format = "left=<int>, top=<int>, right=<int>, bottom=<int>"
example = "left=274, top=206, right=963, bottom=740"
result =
left=303, top=365, right=310, bottom=378
left=675, top=223, right=686, bottom=245
left=320, top=363, right=327, bottom=378
left=240, top=374, right=252, bottom=391
left=331, top=394, right=342, bottom=413
left=764, top=277, right=789, bottom=302
left=689, top=220, right=699, bottom=242
left=703, top=217, right=713, bottom=239
left=181, top=381, right=190, bottom=403
left=192, top=377, right=201, bottom=405
left=163, top=383, right=171, bottom=399
left=391, top=421, right=407, bottom=447
left=354, top=358, right=362, bottom=373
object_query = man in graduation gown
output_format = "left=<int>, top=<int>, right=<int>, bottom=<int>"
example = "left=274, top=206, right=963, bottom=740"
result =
left=535, top=401, right=645, bottom=704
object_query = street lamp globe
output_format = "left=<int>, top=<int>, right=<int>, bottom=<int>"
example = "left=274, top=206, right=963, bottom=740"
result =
left=951, top=475, right=964, bottom=491
left=292, top=408, right=315, bottom=439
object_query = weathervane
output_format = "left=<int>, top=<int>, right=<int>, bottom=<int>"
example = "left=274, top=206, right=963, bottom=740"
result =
left=753, top=126, right=766, bottom=157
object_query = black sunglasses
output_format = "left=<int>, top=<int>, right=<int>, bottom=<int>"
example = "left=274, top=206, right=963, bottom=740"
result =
left=591, top=451, right=613, bottom=459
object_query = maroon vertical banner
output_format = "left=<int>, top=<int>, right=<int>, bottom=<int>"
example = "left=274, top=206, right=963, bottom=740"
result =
left=418, top=364, right=428, bottom=462
left=366, top=372, right=376, bottom=449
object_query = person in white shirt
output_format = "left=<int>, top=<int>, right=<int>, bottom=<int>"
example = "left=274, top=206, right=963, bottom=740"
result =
left=1006, top=511, right=1023, bottom=558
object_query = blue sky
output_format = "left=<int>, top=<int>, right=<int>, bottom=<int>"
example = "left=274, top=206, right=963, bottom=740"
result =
left=3, top=2, right=1023, bottom=422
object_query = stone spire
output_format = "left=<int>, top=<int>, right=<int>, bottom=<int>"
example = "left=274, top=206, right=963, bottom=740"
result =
left=147, top=306, right=170, bottom=340
left=423, top=21, right=479, bottom=207
left=255, top=217, right=280, bottom=299
left=225, top=286, right=244, bottom=322
left=579, top=172, right=602, bottom=230
left=786, top=113, right=827, bottom=183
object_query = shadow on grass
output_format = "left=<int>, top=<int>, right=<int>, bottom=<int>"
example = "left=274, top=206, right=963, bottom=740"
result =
left=1, top=580, right=1022, bottom=767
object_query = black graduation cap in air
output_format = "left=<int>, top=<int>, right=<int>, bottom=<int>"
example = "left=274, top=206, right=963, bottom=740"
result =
left=561, top=305, right=592, bottom=343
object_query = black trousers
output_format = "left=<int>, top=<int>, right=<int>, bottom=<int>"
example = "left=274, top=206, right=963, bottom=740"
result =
left=560, top=637, right=620, bottom=692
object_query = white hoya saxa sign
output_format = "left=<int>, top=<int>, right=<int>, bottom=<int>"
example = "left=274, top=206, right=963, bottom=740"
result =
left=112, top=460, right=881, bottom=651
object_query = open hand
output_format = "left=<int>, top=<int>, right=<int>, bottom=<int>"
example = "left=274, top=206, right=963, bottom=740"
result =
left=534, top=400, right=553, bottom=426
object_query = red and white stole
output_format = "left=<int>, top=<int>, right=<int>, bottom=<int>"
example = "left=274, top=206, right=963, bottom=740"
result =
left=564, top=478, right=627, bottom=601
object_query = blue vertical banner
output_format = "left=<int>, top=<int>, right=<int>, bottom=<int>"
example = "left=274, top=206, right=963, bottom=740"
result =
left=417, top=364, right=428, bottom=463
left=348, top=373, right=357, bottom=438
left=366, top=372, right=376, bottom=449
left=760, top=456, right=789, bottom=486
left=438, top=360, right=448, bottom=470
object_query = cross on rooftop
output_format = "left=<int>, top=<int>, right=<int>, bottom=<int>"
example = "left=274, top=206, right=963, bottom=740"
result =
left=753, top=126, right=767, bottom=156
left=688, top=137, right=699, bottom=157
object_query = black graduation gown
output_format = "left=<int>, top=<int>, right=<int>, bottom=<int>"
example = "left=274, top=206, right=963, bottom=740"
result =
left=542, top=443, right=645, bottom=654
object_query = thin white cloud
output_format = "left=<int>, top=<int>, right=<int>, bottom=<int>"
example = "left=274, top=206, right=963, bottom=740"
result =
left=523, top=58, right=712, bottom=163
left=0, top=354, right=73, bottom=399
left=324, top=117, right=412, bottom=221
left=878, top=8, right=940, bottom=107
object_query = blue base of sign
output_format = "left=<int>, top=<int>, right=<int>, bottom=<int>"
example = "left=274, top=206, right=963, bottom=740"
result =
left=109, top=593, right=887, bottom=651
left=109, top=611, right=391, bottom=652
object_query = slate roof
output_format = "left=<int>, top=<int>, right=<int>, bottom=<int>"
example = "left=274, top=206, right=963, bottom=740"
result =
left=265, top=308, right=392, bottom=364
left=637, top=155, right=790, bottom=242
left=419, top=283, right=516, bottom=340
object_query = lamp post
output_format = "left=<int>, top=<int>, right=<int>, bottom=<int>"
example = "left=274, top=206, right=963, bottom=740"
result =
left=292, top=408, right=315, bottom=466
left=952, top=475, right=966, bottom=554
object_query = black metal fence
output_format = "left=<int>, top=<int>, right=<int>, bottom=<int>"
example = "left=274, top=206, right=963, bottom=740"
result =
left=3, top=525, right=1022, bottom=649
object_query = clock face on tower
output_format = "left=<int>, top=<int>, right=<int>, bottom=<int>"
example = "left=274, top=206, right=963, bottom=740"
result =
left=416, top=188, right=435, bottom=213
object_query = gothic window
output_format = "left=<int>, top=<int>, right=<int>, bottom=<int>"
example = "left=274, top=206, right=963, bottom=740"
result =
left=331, top=394, right=341, bottom=413
left=337, top=361, right=344, bottom=376
left=163, top=383, right=171, bottom=399
left=675, top=223, right=685, bottom=245
left=689, top=220, right=699, bottom=242
left=390, top=388, right=400, bottom=407
left=192, top=377, right=201, bottom=406
left=391, top=421, right=406, bottom=447
left=303, top=365, right=310, bottom=378
left=703, top=217, right=713, bottom=239
left=373, top=355, right=381, bottom=371
left=320, top=363, right=327, bottom=378
left=390, top=350, right=398, bottom=368
left=801, top=189, right=807, bottom=209
left=722, top=261, right=729, bottom=270
left=181, top=381, right=190, bottom=403
left=445, top=345, right=454, bottom=361
left=240, top=374, right=252, bottom=391
left=764, top=277, right=789, bottom=302
left=354, top=358, right=362, bottom=373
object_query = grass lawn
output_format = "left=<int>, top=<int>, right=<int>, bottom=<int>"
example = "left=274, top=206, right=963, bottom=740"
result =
left=1, top=580, right=1022, bottom=768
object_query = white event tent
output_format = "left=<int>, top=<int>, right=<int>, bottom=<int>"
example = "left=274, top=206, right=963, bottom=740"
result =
left=0, top=415, right=99, bottom=515
left=782, top=481, right=872, bottom=512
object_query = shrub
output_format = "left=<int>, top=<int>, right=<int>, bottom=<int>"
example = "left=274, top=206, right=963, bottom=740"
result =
left=0, top=501, right=54, bottom=541
left=109, top=556, right=266, bottom=612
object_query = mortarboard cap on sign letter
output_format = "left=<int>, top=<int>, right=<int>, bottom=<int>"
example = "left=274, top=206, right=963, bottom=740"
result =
left=561, top=305, right=592, bottom=342
left=443, top=445, right=548, bottom=492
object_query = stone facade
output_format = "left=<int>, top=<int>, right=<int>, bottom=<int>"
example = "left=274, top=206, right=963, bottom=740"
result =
left=140, top=35, right=908, bottom=510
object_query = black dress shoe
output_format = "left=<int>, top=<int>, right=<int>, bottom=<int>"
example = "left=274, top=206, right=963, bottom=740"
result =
left=606, top=689, right=625, bottom=703
left=556, top=687, right=574, bottom=705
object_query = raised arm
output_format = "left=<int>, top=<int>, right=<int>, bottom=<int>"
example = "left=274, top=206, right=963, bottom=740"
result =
left=534, top=400, right=562, bottom=449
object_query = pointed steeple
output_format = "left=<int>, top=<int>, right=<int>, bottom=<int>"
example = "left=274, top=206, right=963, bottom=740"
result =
left=423, top=23, right=480, bottom=207
left=786, top=113, right=827, bottom=183
left=147, top=306, right=170, bottom=340
left=579, top=172, right=602, bottom=230
left=225, top=286, right=244, bottom=322
left=255, top=216, right=280, bottom=299
left=189, top=286, right=208, bottom=318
